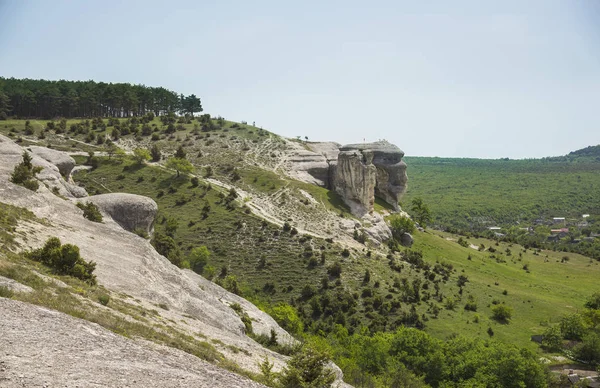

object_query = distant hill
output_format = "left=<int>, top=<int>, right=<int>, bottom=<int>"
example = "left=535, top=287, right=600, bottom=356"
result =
left=568, top=144, right=600, bottom=160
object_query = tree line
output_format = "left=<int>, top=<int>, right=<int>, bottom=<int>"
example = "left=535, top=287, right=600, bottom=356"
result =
left=0, top=77, right=202, bottom=119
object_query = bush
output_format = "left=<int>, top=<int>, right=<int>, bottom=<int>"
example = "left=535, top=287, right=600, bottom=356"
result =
left=389, top=215, right=416, bottom=240
left=10, top=151, right=42, bottom=191
left=76, top=202, right=103, bottom=222
left=28, top=237, right=97, bottom=284
left=279, top=343, right=335, bottom=388
left=491, top=304, right=513, bottom=323
left=98, top=294, right=110, bottom=306
left=0, top=285, right=14, bottom=298
left=327, top=261, right=342, bottom=278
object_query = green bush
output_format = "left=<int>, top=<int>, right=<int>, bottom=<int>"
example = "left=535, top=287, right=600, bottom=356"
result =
left=389, top=215, right=416, bottom=240
left=28, top=237, right=97, bottom=284
left=76, top=201, right=103, bottom=222
left=0, top=285, right=14, bottom=298
left=279, top=343, right=335, bottom=388
left=98, top=294, right=110, bottom=306
left=10, top=151, right=42, bottom=191
left=491, top=304, right=513, bottom=323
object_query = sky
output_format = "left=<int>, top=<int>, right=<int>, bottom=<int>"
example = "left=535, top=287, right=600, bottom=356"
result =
left=0, top=0, right=599, bottom=158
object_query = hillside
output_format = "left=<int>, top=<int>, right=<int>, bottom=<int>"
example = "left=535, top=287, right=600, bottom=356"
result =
left=1, top=109, right=599, bottom=386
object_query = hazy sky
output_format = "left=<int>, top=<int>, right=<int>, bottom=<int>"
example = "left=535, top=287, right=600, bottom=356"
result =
left=1, top=0, right=598, bottom=158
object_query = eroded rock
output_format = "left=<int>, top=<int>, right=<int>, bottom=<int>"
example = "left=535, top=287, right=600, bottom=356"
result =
left=86, top=193, right=158, bottom=235
left=339, top=141, right=407, bottom=211
left=29, top=146, right=76, bottom=178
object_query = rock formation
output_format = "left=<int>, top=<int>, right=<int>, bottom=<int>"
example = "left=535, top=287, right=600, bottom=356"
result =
left=29, top=146, right=76, bottom=177
left=86, top=193, right=158, bottom=235
left=336, top=141, right=407, bottom=214
left=332, top=149, right=378, bottom=216
left=285, top=140, right=407, bottom=217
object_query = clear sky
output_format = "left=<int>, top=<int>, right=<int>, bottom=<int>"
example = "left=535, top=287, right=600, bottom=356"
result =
left=0, top=0, right=598, bottom=158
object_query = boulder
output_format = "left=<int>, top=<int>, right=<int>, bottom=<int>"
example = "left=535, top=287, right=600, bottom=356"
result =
left=29, top=146, right=76, bottom=178
left=400, top=232, right=414, bottom=247
left=86, top=193, right=158, bottom=235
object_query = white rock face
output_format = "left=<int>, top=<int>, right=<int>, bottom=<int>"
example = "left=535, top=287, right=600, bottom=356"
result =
left=29, top=146, right=76, bottom=177
left=0, top=298, right=266, bottom=388
left=0, top=136, right=291, bottom=375
left=333, top=150, right=377, bottom=217
left=85, top=193, right=158, bottom=235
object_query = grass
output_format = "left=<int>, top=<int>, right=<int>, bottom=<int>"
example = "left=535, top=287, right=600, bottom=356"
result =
left=414, top=229, right=600, bottom=349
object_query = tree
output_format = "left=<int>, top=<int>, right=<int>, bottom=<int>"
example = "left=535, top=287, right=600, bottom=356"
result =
left=132, top=148, right=151, bottom=164
left=150, top=144, right=161, bottom=162
left=279, top=344, right=335, bottom=388
left=541, top=325, right=562, bottom=352
left=187, top=246, right=210, bottom=272
left=560, top=313, right=586, bottom=340
left=270, top=303, right=304, bottom=336
left=174, top=145, right=186, bottom=159
left=574, top=332, right=600, bottom=365
left=410, top=197, right=432, bottom=228
left=165, top=157, right=193, bottom=177
left=0, top=90, right=10, bottom=120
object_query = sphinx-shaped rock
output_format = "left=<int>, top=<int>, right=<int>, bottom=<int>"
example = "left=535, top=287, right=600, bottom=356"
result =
left=86, top=193, right=158, bottom=235
left=334, top=141, right=407, bottom=215
left=333, top=149, right=377, bottom=216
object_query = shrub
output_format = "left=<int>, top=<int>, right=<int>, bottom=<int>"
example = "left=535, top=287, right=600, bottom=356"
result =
left=327, top=261, right=342, bottom=278
left=10, top=151, right=42, bottom=191
left=76, top=202, right=103, bottom=222
left=279, top=343, right=335, bottom=388
left=491, top=304, right=513, bottom=323
left=0, top=286, right=14, bottom=298
left=187, top=246, right=210, bottom=272
left=132, top=148, right=151, bottom=164
left=98, top=294, right=110, bottom=306
left=27, top=237, right=97, bottom=284
left=389, top=215, right=416, bottom=240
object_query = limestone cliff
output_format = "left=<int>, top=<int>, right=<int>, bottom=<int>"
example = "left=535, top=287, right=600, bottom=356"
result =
left=337, top=141, right=407, bottom=214
left=287, top=140, right=407, bottom=217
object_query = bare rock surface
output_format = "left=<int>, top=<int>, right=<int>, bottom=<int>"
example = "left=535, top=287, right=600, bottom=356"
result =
left=0, top=136, right=298, bottom=375
left=0, top=276, right=33, bottom=293
left=85, top=193, right=158, bottom=235
left=0, top=298, right=265, bottom=388
left=29, top=146, right=76, bottom=178
left=333, top=149, right=377, bottom=217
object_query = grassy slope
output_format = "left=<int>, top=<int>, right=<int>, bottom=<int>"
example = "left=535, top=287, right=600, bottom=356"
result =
left=415, top=230, right=600, bottom=349
left=403, top=156, right=600, bottom=231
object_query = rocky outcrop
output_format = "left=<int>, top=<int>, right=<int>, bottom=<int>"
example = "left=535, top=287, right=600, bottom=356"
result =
left=86, top=193, right=158, bottom=235
left=332, top=149, right=377, bottom=216
left=283, top=139, right=407, bottom=217
left=338, top=141, right=407, bottom=212
left=29, top=146, right=76, bottom=178
left=0, top=135, right=87, bottom=198
left=285, top=149, right=331, bottom=186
